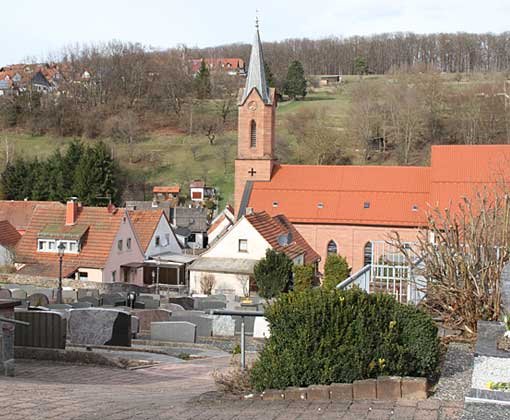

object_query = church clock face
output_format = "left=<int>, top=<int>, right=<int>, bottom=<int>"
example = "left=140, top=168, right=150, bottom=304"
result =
left=248, top=101, right=257, bottom=111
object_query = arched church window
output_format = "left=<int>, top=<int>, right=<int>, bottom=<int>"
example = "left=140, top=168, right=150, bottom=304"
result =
left=250, top=120, right=256, bottom=148
left=327, top=240, right=337, bottom=255
left=363, top=242, right=372, bottom=266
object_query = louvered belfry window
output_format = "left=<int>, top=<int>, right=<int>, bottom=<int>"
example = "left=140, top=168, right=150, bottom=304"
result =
left=250, top=120, right=257, bottom=148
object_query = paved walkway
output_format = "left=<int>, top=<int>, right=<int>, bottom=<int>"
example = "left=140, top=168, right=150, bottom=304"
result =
left=0, top=358, right=499, bottom=420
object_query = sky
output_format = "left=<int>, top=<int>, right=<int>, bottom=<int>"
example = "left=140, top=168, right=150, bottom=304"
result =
left=2, top=0, right=510, bottom=66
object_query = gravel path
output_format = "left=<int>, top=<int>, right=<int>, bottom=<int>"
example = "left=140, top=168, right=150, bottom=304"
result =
left=432, top=342, right=474, bottom=401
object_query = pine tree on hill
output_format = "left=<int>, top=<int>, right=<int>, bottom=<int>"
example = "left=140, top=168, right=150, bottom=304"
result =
left=194, top=59, right=212, bottom=99
left=284, top=60, right=307, bottom=100
left=264, top=61, right=275, bottom=88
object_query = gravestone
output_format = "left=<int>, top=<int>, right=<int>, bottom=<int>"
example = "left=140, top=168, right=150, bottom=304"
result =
left=33, top=288, right=54, bottom=301
left=167, top=303, right=185, bottom=312
left=501, top=262, right=510, bottom=315
left=101, top=294, right=126, bottom=306
left=77, top=289, right=100, bottom=299
left=253, top=317, right=270, bottom=339
left=167, top=297, right=194, bottom=310
left=139, top=293, right=161, bottom=302
left=48, top=304, right=72, bottom=310
left=62, top=289, right=77, bottom=303
left=150, top=321, right=197, bottom=343
left=131, top=315, right=140, bottom=338
left=170, top=311, right=213, bottom=337
left=210, top=294, right=227, bottom=302
left=132, top=309, right=172, bottom=331
left=71, top=301, right=93, bottom=309
left=9, top=289, right=27, bottom=300
left=68, top=308, right=132, bottom=347
left=137, top=297, right=159, bottom=309
left=77, top=296, right=100, bottom=307
left=27, top=293, right=50, bottom=307
left=212, top=315, right=235, bottom=337
left=0, top=289, right=12, bottom=299
left=15, top=310, right=66, bottom=349
left=1, top=299, right=21, bottom=376
left=194, top=298, right=226, bottom=311
left=232, top=306, right=256, bottom=335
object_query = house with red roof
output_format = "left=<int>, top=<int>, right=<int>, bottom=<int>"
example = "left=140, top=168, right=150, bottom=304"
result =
left=190, top=58, right=245, bottom=75
left=234, top=25, right=510, bottom=273
left=15, top=199, right=146, bottom=284
left=0, top=220, right=21, bottom=265
left=189, top=210, right=320, bottom=297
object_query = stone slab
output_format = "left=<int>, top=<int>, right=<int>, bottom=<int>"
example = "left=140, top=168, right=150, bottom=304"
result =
left=253, top=317, right=270, bottom=338
left=131, top=316, right=139, bottom=338
left=476, top=321, right=510, bottom=358
left=101, top=294, right=126, bottom=306
left=193, top=298, right=226, bottom=311
left=307, top=385, right=331, bottom=400
left=212, top=315, right=235, bottom=337
left=10, top=289, right=27, bottom=300
left=167, top=297, right=194, bottom=310
left=77, top=289, right=100, bottom=299
left=27, top=293, right=50, bottom=307
left=262, top=390, right=285, bottom=400
left=62, top=290, right=77, bottom=304
left=401, top=377, right=427, bottom=400
left=167, top=303, right=185, bottom=311
left=132, top=309, right=173, bottom=331
left=14, top=310, right=66, bottom=349
left=68, top=308, right=131, bottom=347
left=330, top=383, right=353, bottom=400
left=78, top=296, right=100, bottom=307
left=0, top=289, right=12, bottom=299
left=284, top=387, right=307, bottom=400
left=71, top=302, right=93, bottom=309
left=377, top=376, right=402, bottom=400
left=150, top=321, right=197, bottom=343
left=353, top=379, right=377, bottom=399
left=170, top=311, right=213, bottom=337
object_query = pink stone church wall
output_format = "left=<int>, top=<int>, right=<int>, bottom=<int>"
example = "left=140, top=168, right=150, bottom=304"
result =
left=294, top=223, right=421, bottom=273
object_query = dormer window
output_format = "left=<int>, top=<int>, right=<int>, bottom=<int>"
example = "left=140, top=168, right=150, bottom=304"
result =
left=37, top=239, right=80, bottom=254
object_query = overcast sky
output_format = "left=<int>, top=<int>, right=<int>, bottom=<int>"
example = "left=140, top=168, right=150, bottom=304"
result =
left=2, top=0, right=510, bottom=66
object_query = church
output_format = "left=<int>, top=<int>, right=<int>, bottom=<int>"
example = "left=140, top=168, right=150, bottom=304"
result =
left=234, top=24, right=510, bottom=272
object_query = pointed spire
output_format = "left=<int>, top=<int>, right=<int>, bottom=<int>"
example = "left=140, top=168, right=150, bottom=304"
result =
left=241, top=18, right=271, bottom=105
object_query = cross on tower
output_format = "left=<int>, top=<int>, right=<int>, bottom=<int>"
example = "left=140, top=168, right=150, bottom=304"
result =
left=248, top=168, right=257, bottom=176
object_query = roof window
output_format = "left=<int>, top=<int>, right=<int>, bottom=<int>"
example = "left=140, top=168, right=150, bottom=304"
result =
left=364, top=202, right=370, bottom=209
left=317, top=202, right=324, bottom=209
left=412, top=204, right=419, bottom=212
left=272, top=201, right=278, bottom=208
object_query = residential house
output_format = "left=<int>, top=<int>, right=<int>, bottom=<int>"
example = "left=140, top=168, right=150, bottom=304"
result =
left=0, top=201, right=64, bottom=235
left=170, top=206, right=210, bottom=249
left=189, top=210, right=320, bottom=297
left=0, top=221, right=21, bottom=265
left=128, top=209, right=193, bottom=288
left=190, top=180, right=216, bottom=203
left=153, top=185, right=180, bottom=202
left=15, top=200, right=146, bottom=284
left=190, top=58, right=245, bottom=76
left=207, top=204, right=235, bottom=245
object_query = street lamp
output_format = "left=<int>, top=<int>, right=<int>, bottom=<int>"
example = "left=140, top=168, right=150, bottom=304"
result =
left=57, top=242, right=65, bottom=304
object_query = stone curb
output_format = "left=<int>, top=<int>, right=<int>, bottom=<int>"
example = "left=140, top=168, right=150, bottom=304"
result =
left=254, top=376, right=428, bottom=401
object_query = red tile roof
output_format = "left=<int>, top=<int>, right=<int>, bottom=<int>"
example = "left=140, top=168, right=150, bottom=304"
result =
left=128, top=210, right=164, bottom=252
left=246, top=211, right=320, bottom=264
left=247, top=145, right=510, bottom=227
left=153, top=185, right=180, bottom=194
left=16, top=205, right=126, bottom=277
left=0, top=221, right=21, bottom=248
left=0, top=201, right=64, bottom=232
left=249, top=165, right=430, bottom=227
left=190, top=58, right=245, bottom=73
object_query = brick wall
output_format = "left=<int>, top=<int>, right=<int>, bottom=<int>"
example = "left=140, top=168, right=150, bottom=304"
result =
left=295, top=224, right=420, bottom=272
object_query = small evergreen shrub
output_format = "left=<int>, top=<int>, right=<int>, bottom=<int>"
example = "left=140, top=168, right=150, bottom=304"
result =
left=292, top=264, right=315, bottom=292
left=250, top=288, right=440, bottom=391
left=254, top=249, right=293, bottom=300
left=322, top=254, right=351, bottom=290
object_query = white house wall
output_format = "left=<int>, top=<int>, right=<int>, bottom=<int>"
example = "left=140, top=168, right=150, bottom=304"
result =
left=204, top=217, right=270, bottom=260
left=208, top=216, right=233, bottom=244
left=146, top=215, right=182, bottom=257
left=189, top=270, right=250, bottom=297
left=77, top=268, right=103, bottom=283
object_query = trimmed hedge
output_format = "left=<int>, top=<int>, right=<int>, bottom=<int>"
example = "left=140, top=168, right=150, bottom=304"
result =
left=250, top=288, right=440, bottom=391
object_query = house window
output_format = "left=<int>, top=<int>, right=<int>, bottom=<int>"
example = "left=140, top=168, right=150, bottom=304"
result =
left=327, top=240, right=337, bottom=255
left=38, top=241, right=45, bottom=250
left=112, top=270, right=116, bottom=282
left=69, top=242, right=76, bottom=252
left=48, top=241, right=55, bottom=250
left=127, top=238, right=131, bottom=250
left=188, top=233, right=196, bottom=243
left=155, top=236, right=161, bottom=247
left=250, top=120, right=256, bottom=148
left=363, top=242, right=373, bottom=266
left=239, top=239, right=248, bottom=253
left=165, top=233, right=170, bottom=245
left=117, top=240, right=123, bottom=251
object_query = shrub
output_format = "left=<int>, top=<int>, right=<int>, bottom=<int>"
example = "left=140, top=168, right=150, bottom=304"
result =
left=254, top=249, right=293, bottom=300
left=250, top=288, right=440, bottom=391
left=322, top=254, right=351, bottom=290
left=292, top=264, right=315, bottom=292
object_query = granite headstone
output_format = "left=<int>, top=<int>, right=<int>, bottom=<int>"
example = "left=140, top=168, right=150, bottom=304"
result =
left=132, top=309, right=173, bottom=331
left=150, top=321, right=197, bottom=343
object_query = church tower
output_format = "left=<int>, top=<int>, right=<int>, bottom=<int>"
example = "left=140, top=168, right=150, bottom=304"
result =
left=234, top=21, right=276, bottom=216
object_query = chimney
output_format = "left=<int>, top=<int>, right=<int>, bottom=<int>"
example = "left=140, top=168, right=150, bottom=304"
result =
left=66, top=197, right=78, bottom=226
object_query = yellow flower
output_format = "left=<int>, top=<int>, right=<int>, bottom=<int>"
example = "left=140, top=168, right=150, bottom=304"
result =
left=339, top=296, right=345, bottom=302
left=487, top=381, right=495, bottom=390
left=389, top=321, right=397, bottom=329
left=378, top=358, right=386, bottom=368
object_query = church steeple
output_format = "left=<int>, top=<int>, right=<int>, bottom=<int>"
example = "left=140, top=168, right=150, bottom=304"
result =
left=240, top=19, right=271, bottom=105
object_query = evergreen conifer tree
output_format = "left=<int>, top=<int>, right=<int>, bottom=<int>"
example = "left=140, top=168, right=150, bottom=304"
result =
left=283, top=60, right=307, bottom=99
left=194, top=59, right=211, bottom=99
